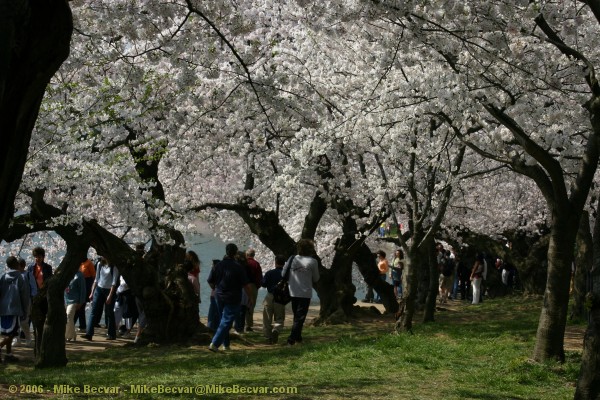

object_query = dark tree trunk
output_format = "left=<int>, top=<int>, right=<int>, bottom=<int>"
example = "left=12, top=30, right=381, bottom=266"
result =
left=398, top=248, right=419, bottom=333
left=314, top=247, right=356, bottom=325
left=354, top=242, right=397, bottom=313
left=398, top=235, right=430, bottom=333
left=139, top=237, right=201, bottom=342
left=521, top=236, right=551, bottom=295
left=575, top=291, right=600, bottom=400
left=8, top=196, right=205, bottom=355
left=34, top=240, right=88, bottom=368
left=423, top=240, right=438, bottom=323
left=86, top=222, right=202, bottom=343
left=417, top=244, right=430, bottom=306
left=533, top=217, right=579, bottom=362
left=0, top=0, right=72, bottom=239
left=574, top=195, right=600, bottom=400
left=572, top=211, right=593, bottom=321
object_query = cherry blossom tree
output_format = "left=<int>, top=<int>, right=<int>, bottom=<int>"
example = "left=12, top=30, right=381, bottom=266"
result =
left=351, top=0, right=600, bottom=364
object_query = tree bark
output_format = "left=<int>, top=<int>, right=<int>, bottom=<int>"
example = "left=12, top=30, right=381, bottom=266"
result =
left=574, top=292, right=600, bottom=400
left=574, top=194, right=600, bottom=400
left=7, top=195, right=205, bottom=357
left=0, top=0, right=72, bottom=239
left=397, top=235, right=430, bottom=333
left=353, top=242, right=398, bottom=313
left=532, top=217, right=579, bottom=362
left=398, top=248, right=419, bottom=333
left=423, top=240, right=438, bottom=323
left=571, top=211, right=593, bottom=321
left=313, top=243, right=356, bottom=325
left=34, top=240, right=88, bottom=368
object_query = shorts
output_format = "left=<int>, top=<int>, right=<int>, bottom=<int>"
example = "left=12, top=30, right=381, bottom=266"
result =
left=0, top=316, right=20, bottom=336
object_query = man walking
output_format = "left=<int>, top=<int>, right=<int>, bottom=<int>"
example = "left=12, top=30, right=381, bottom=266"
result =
left=207, top=243, right=254, bottom=352
left=261, top=255, right=286, bottom=344
left=244, top=248, right=262, bottom=332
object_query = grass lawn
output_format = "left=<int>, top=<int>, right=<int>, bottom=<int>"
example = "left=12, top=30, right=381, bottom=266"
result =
left=0, top=297, right=582, bottom=399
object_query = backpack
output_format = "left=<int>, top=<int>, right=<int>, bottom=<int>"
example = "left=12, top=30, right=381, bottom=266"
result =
left=0, top=273, right=24, bottom=311
left=273, top=256, right=293, bottom=305
left=442, top=258, right=454, bottom=277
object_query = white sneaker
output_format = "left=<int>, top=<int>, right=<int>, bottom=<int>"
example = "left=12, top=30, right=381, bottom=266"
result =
left=222, top=346, right=231, bottom=351
left=208, top=343, right=219, bottom=352
left=11, top=338, right=19, bottom=347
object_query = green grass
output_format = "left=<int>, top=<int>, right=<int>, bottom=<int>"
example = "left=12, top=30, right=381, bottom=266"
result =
left=0, top=298, right=581, bottom=399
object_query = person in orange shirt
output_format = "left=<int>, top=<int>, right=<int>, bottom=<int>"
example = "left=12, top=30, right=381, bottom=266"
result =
left=375, top=250, right=389, bottom=303
left=74, top=256, right=96, bottom=331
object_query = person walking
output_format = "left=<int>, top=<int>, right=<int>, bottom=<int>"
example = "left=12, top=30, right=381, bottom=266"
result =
left=81, top=256, right=119, bottom=341
left=283, top=239, right=320, bottom=346
left=74, top=256, right=96, bottom=331
left=13, top=257, right=35, bottom=347
left=65, top=269, right=86, bottom=342
left=207, top=243, right=254, bottom=352
left=244, top=248, right=263, bottom=332
left=375, top=250, right=389, bottom=303
left=0, top=256, right=30, bottom=363
left=390, top=249, right=404, bottom=299
left=261, top=254, right=286, bottom=344
left=470, top=254, right=485, bottom=305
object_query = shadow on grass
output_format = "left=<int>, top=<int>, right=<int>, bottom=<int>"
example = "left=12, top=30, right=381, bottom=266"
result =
left=0, top=296, right=581, bottom=400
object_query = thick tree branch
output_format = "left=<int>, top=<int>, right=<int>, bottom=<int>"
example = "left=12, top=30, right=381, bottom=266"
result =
left=534, top=13, right=600, bottom=96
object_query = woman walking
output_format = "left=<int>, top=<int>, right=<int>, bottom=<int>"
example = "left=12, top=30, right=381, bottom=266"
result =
left=283, top=239, right=320, bottom=346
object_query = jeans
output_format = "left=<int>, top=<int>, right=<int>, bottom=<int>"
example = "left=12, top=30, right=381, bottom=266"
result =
left=233, top=305, right=247, bottom=333
left=86, top=287, right=116, bottom=338
left=211, top=300, right=240, bottom=348
left=207, top=296, right=220, bottom=331
left=74, top=277, right=94, bottom=329
left=451, top=273, right=459, bottom=299
left=288, top=297, right=310, bottom=345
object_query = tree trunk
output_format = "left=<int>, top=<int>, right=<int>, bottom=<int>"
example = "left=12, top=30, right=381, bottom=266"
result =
left=398, top=247, right=419, bottom=333
left=397, top=234, right=431, bottom=332
left=34, top=241, right=88, bottom=368
left=313, top=247, right=356, bottom=325
left=574, top=195, right=600, bottom=399
left=423, top=241, right=438, bottom=323
left=8, top=198, right=206, bottom=353
left=87, top=223, right=203, bottom=343
left=574, top=291, right=600, bottom=400
left=522, top=236, right=550, bottom=295
left=0, top=0, right=72, bottom=239
left=532, top=218, right=578, bottom=362
left=140, top=243, right=202, bottom=342
left=571, top=211, right=593, bottom=322
left=354, top=242, right=398, bottom=313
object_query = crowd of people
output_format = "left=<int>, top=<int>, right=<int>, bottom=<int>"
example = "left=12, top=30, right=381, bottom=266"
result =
left=207, top=239, right=319, bottom=352
left=2, top=238, right=520, bottom=361
left=362, top=243, right=519, bottom=306
left=0, top=238, right=322, bottom=361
